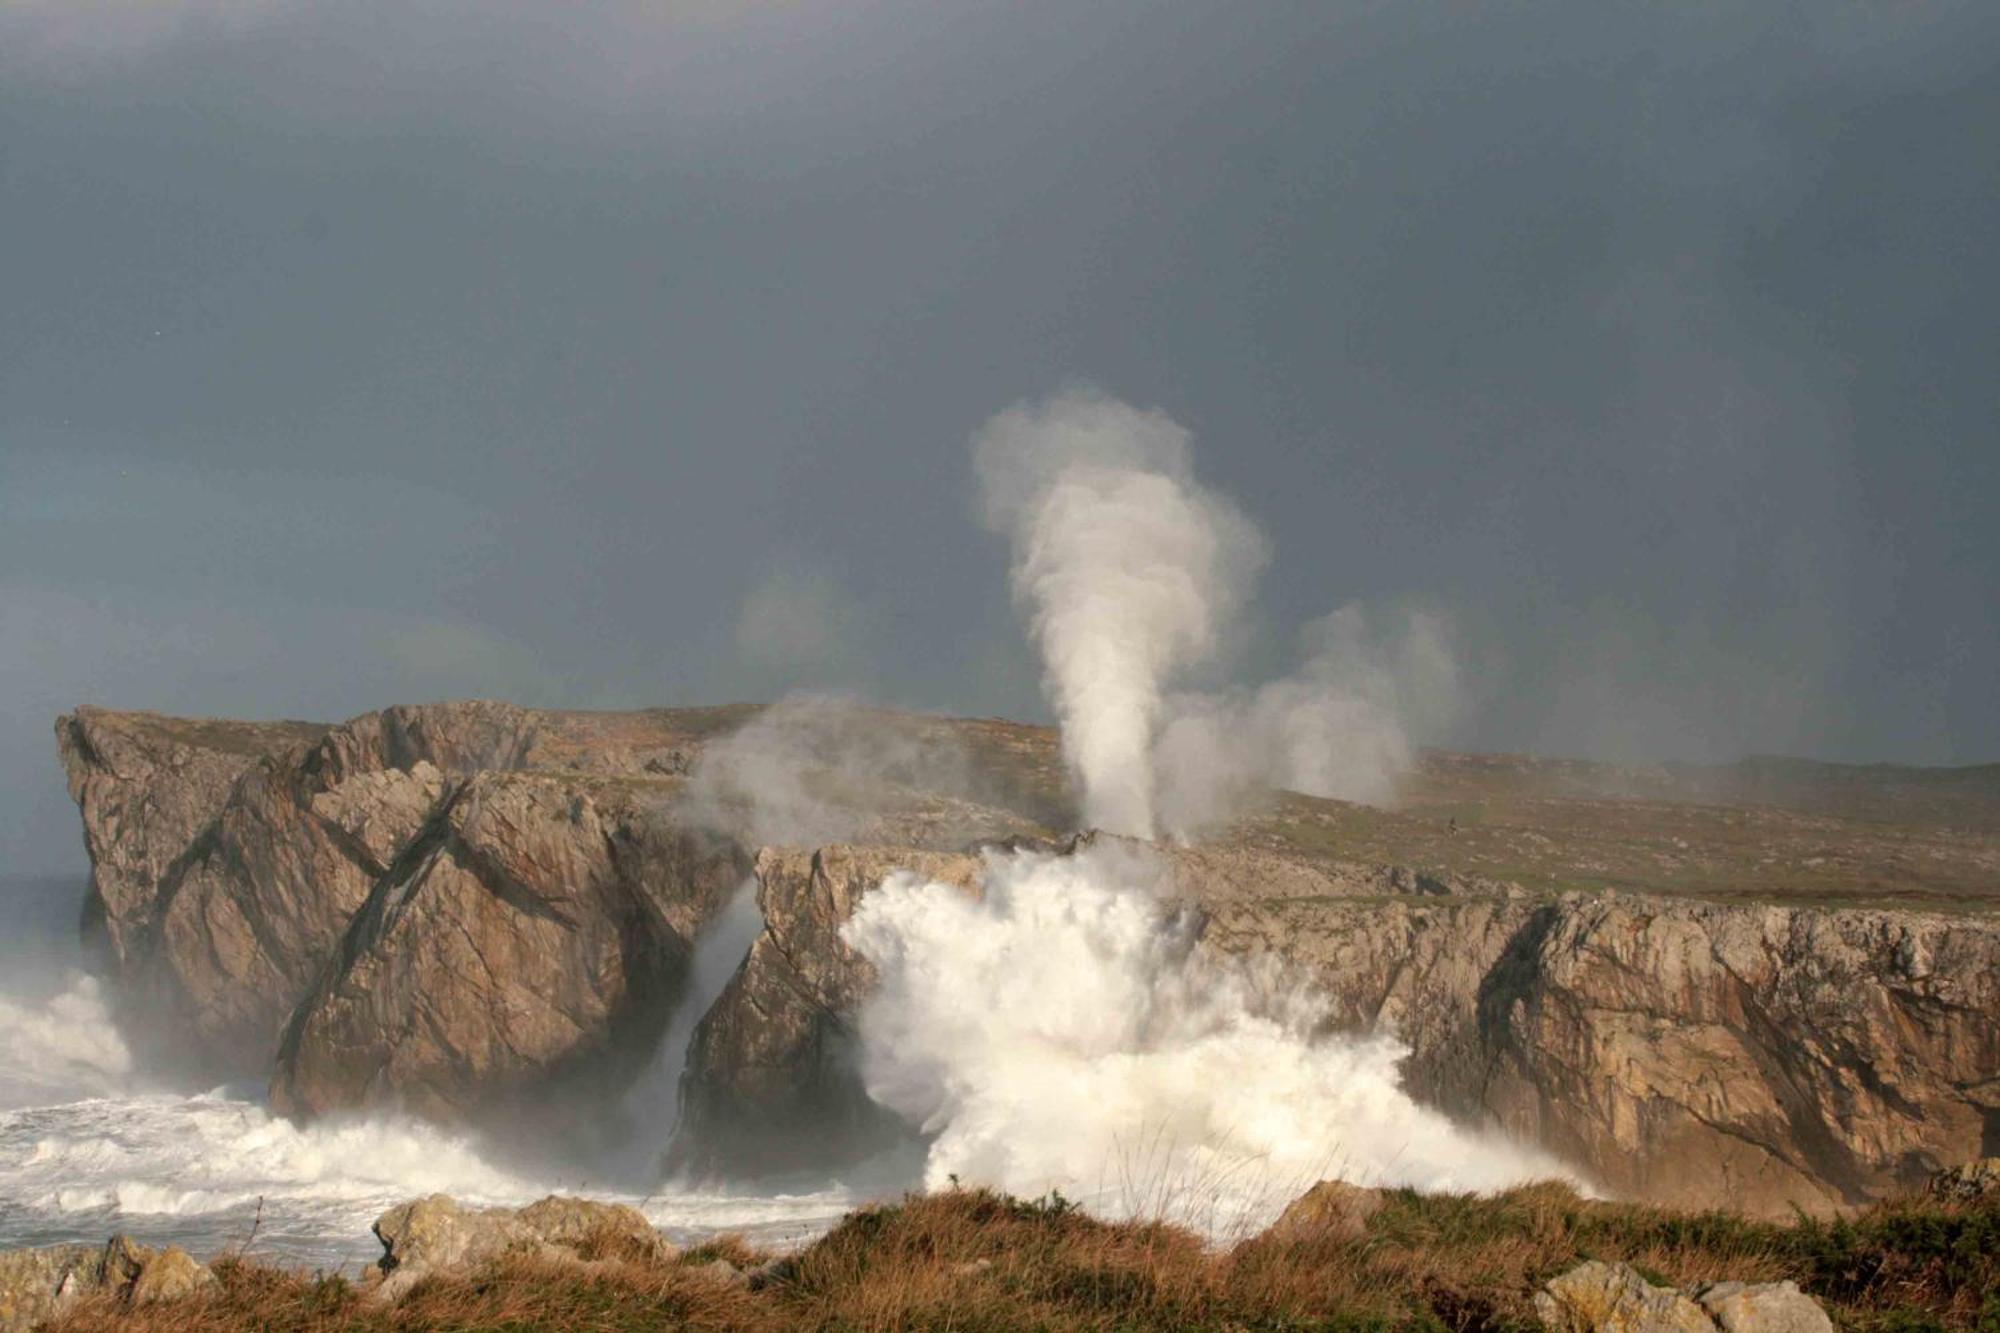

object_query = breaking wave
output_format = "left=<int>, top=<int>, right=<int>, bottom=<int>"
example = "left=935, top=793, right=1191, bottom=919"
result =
left=842, top=845, right=1580, bottom=1238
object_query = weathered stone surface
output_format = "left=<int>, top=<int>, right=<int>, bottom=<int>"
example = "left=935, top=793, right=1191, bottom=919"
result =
left=1925, top=1157, right=2000, bottom=1202
left=272, top=772, right=750, bottom=1120
left=0, top=1243, right=101, bottom=1333
left=0, top=1235, right=215, bottom=1331
left=681, top=839, right=2000, bottom=1217
left=1534, top=1260, right=1717, bottom=1333
left=1257, top=1180, right=1385, bottom=1246
left=126, top=1244, right=217, bottom=1304
left=515, top=1195, right=672, bottom=1263
left=1691, top=1281, right=1832, bottom=1333
left=56, top=702, right=760, bottom=1096
left=369, top=1194, right=676, bottom=1301
left=672, top=845, right=985, bottom=1173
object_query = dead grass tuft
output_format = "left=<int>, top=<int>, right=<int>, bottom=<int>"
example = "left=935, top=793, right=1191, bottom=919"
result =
left=38, top=1181, right=2000, bottom=1332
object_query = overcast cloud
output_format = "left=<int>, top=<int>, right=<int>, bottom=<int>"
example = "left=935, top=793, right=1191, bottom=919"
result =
left=4, top=0, right=1996, bottom=875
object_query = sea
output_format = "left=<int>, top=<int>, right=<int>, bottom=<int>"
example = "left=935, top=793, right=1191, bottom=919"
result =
left=0, top=875, right=862, bottom=1272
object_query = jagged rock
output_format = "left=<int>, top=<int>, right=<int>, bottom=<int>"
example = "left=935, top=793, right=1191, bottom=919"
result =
left=515, top=1196, right=673, bottom=1263
left=54, top=703, right=758, bottom=1079
left=368, top=1193, right=676, bottom=1300
left=1257, top=1180, right=1385, bottom=1245
left=125, top=1244, right=217, bottom=1304
left=1925, top=1157, right=2000, bottom=1202
left=0, top=1243, right=100, bottom=1333
left=1202, top=892, right=2000, bottom=1216
left=375, top=1194, right=547, bottom=1272
left=1692, top=1281, right=1832, bottom=1333
left=681, top=837, right=2000, bottom=1217
left=1534, top=1260, right=1717, bottom=1333
left=0, top=1235, right=215, bottom=1331
left=672, top=844, right=985, bottom=1173
left=272, top=771, right=749, bottom=1120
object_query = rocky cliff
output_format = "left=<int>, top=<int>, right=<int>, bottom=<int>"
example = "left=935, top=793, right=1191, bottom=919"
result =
left=54, top=702, right=2000, bottom=1217
left=54, top=702, right=759, bottom=1095
left=682, top=841, right=2000, bottom=1217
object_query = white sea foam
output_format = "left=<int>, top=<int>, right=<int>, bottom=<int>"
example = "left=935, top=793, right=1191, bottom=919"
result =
left=842, top=845, right=1580, bottom=1239
left=0, top=1086, right=855, bottom=1265
left=0, top=971, right=136, bottom=1109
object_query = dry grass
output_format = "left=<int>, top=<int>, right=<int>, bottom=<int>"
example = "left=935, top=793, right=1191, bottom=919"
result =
left=41, top=1183, right=2000, bottom=1332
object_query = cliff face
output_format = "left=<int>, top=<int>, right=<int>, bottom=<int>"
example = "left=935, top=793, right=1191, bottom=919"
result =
left=53, top=702, right=756, bottom=1090
left=683, top=845, right=2000, bottom=1218
left=1204, top=891, right=2000, bottom=1214
left=54, top=702, right=2000, bottom=1218
left=270, top=771, right=751, bottom=1119
left=672, top=845, right=985, bottom=1173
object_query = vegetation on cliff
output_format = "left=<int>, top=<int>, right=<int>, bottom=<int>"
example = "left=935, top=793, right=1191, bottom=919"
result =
left=39, top=1181, right=2000, bottom=1333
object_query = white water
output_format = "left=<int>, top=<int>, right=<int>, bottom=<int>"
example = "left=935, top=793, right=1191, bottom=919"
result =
left=842, top=845, right=1581, bottom=1240
left=0, top=887, right=854, bottom=1271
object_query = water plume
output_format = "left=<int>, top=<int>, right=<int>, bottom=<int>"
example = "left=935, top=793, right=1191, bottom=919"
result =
left=974, top=389, right=1458, bottom=837
left=973, top=389, right=1265, bottom=838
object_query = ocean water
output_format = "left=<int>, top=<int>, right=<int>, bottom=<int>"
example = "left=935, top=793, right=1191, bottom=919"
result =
left=0, top=877, right=859, bottom=1271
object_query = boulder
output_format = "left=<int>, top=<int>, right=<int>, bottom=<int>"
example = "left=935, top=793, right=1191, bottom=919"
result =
left=671, top=845, right=985, bottom=1174
left=369, top=1194, right=678, bottom=1301
left=1534, top=1260, right=1717, bottom=1333
left=515, top=1195, right=672, bottom=1263
left=1691, top=1281, right=1833, bottom=1333
left=1256, top=1180, right=1385, bottom=1246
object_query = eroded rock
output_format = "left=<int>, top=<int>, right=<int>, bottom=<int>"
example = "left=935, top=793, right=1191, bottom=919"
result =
left=1256, top=1180, right=1385, bottom=1246
left=0, top=1235, right=214, bottom=1332
left=369, top=1193, right=674, bottom=1301
left=1534, top=1260, right=1717, bottom=1333
left=1692, top=1280, right=1833, bottom=1333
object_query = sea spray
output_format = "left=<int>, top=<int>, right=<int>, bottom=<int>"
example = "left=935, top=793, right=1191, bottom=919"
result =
left=0, top=971, right=136, bottom=1109
left=972, top=389, right=1459, bottom=836
left=973, top=389, right=1265, bottom=838
left=841, top=844, right=1577, bottom=1237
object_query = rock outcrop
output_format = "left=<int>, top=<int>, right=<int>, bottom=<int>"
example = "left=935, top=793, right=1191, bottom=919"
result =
left=55, top=701, right=2000, bottom=1218
left=1535, top=1260, right=1719, bottom=1333
left=1255, top=1180, right=1385, bottom=1246
left=672, top=845, right=986, bottom=1173
left=369, top=1194, right=672, bottom=1301
left=271, top=771, right=750, bottom=1119
left=0, top=1235, right=215, bottom=1332
left=56, top=703, right=762, bottom=1099
left=1535, top=1262, right=1834, bottom=1333
left=683, top=840, right=2000, bottom=1217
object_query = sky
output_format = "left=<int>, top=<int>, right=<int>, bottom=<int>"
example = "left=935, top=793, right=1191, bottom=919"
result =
left=4, top=0, right=1997, bottom=876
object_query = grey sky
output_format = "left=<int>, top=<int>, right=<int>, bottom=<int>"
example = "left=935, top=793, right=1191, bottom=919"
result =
left=5, top=0, right=1997, bottom=875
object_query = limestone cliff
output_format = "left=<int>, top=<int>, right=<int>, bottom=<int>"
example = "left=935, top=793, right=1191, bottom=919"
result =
left=684, top=843, right=2000, bottom=1217
left=54, top=702, right=2000, bottom=1218
left=53, top=702, right=754, bottom=1083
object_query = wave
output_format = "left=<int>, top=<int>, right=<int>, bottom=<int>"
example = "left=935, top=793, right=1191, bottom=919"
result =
left=842, top=844, right=1583, bottom=1239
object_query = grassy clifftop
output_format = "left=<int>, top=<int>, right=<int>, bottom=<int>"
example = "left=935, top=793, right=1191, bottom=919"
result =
left=42, top=1182, right=2000, bottom=1332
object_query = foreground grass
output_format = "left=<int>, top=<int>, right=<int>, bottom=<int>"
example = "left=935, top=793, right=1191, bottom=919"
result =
left=45, top=1183, right=2000, bottom=1333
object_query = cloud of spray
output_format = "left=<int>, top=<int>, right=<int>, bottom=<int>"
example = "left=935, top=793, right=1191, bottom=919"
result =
left=973, top=389, right=1266, bottom=837
left=841, top=845, right=1576, bottom=1236
left=974, top=390, right=1458, bottom=837
left=1157, top=605, right=1461, bottom=830
left=683, top=694, right=987, bottom=848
